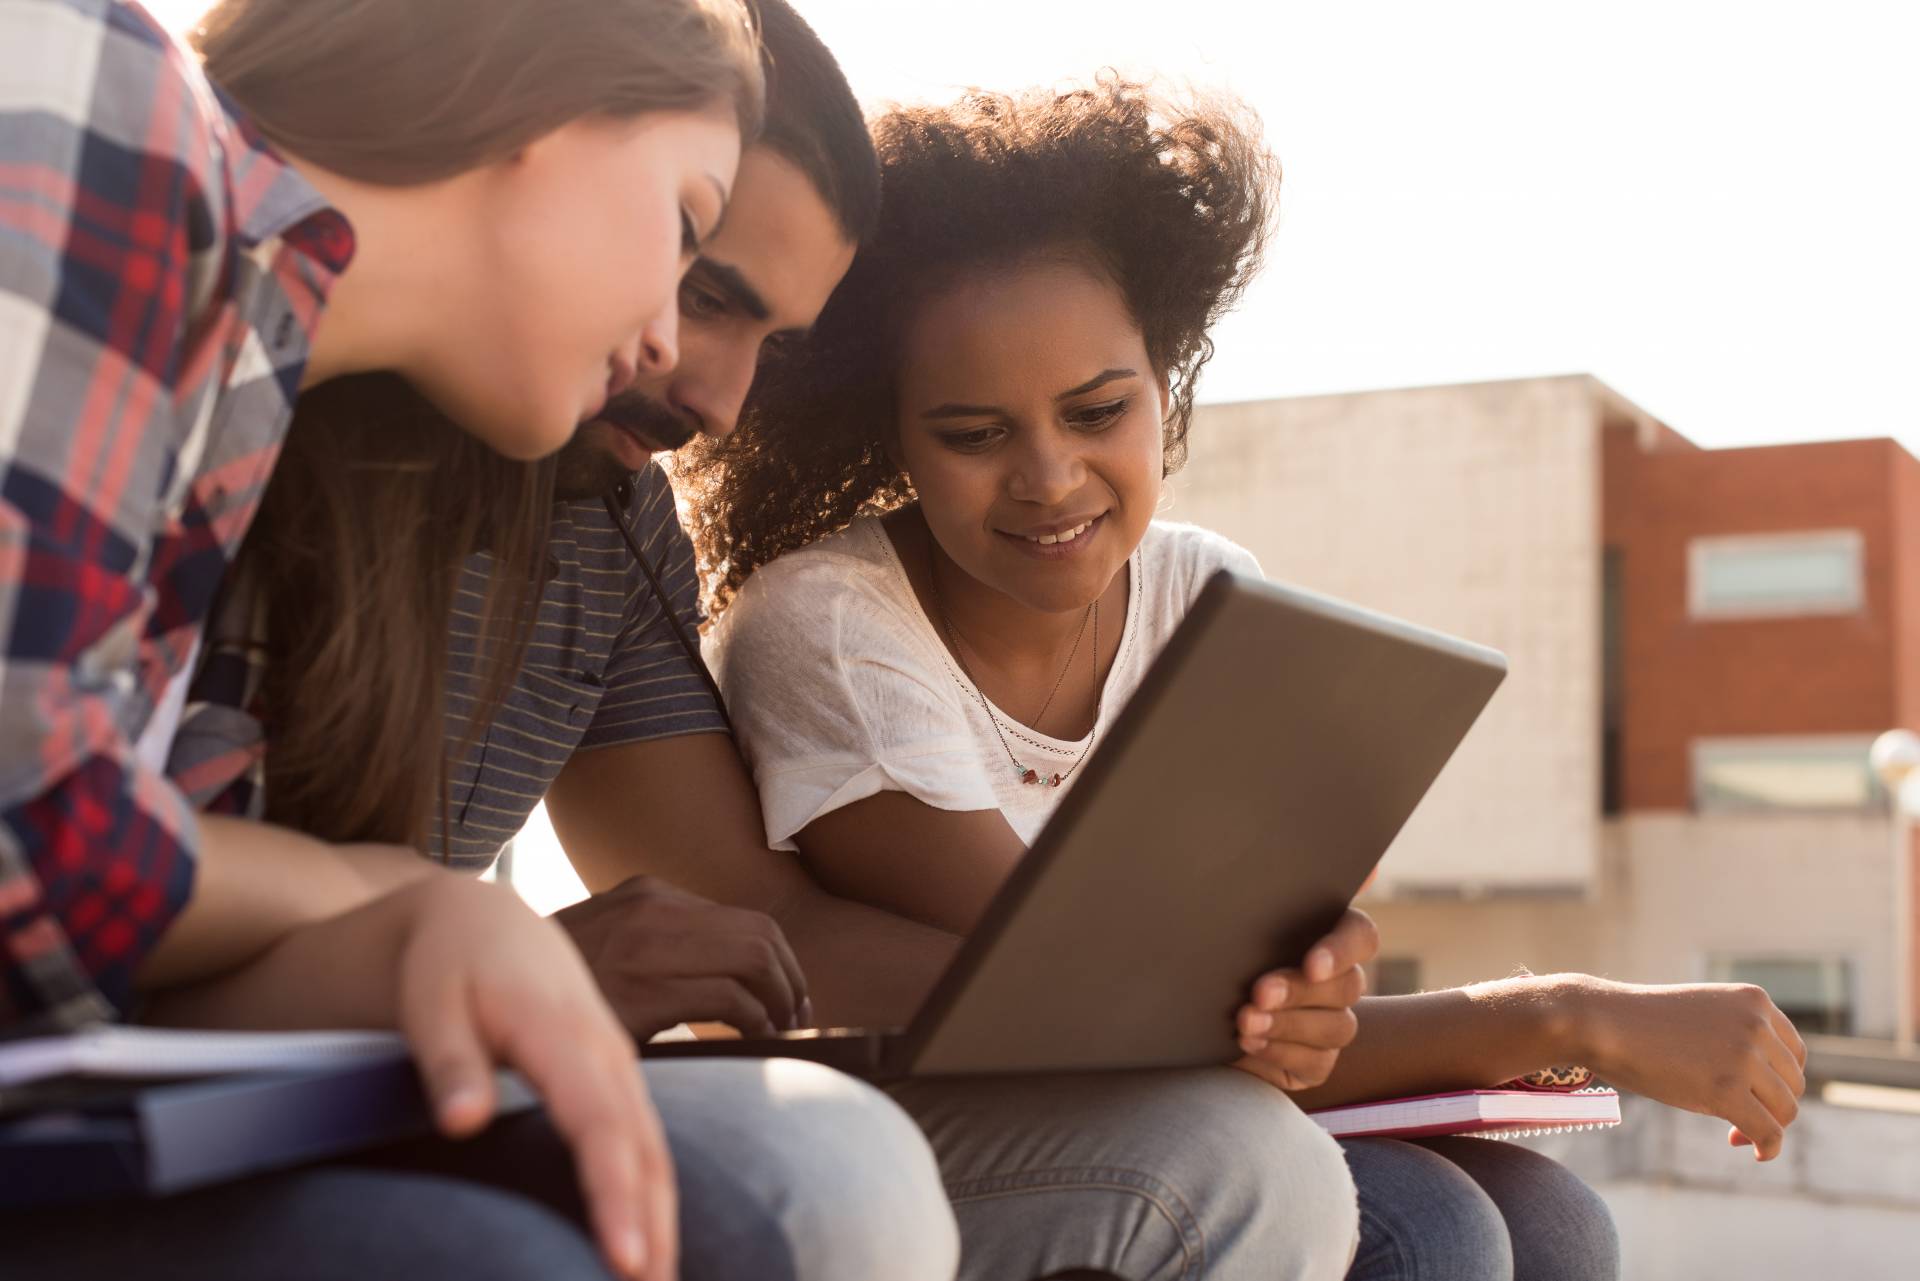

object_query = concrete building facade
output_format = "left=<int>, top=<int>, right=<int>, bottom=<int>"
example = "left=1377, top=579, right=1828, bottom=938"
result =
left=1173, top=375, right=1920, bottom=1039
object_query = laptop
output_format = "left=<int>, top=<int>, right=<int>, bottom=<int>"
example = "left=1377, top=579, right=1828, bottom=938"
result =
left=647, top=569, right=1507, bottom=1080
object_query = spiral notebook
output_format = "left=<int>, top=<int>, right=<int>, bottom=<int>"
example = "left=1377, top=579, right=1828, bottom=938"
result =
left=1308, top=1086, right=1621, bottom=1140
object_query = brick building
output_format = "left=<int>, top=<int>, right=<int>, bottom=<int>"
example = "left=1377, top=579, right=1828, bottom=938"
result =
left=1173, top=375, right=1920, bottom=1038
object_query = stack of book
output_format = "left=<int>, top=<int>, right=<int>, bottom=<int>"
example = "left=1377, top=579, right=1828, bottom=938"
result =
left=0, top=1026, right=533, bottom=1206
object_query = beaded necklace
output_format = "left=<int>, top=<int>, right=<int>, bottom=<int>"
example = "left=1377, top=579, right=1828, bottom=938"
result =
left=927, top=565, right=1104, bottom=789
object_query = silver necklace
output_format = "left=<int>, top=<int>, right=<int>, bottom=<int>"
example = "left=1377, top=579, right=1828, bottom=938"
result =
left=928, top=562, right=1103, bottom=789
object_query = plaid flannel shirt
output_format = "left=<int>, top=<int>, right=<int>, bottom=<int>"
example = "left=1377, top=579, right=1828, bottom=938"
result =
left=0, top=0, right=352, bottom=1031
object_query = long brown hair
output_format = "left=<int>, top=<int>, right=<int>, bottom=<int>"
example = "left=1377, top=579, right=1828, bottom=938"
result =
left=239, top=376, right=557, bottom=847
left=204, top=0, right=764, bottom=847
left=682, top=77, right=1277, bottom=616
left=196, top=0, right=763, bottom=182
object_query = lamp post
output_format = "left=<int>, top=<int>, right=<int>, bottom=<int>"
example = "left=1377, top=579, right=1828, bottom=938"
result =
left=1870, top=729, right=1920, bottom=1055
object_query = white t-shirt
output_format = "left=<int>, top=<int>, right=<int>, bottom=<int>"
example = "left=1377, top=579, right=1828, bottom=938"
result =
left=707, top=517, right=1262, bottom=849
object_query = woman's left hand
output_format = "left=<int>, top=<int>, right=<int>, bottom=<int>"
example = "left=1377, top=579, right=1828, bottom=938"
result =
left=1230, top=907, right=1378, bottom=1090
left=1573, top=977, right=1808, bottom=1161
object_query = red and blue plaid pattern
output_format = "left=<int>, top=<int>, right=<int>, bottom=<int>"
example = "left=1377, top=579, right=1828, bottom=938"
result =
left=0, top=0, right=352, bottom=1031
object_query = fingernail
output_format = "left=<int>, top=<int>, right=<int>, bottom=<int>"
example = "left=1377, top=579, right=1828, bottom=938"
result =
left=800, top=998, right=815, bottom=1027
left=1262, top=979, right=1288, bottom=1009
left=1308, top=948, right=1333, bottom=978
left=617, top=1226, right=648, bottom=1276
left=1247, top=1011, right=1274, bottom=1036
left=437, top=1085, right=485, bottom=1127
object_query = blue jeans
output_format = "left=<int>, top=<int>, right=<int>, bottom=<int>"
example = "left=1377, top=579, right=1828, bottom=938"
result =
left=1342, top=1137, right=1620, bottom=1281
left=892, top=1067, right=1361, bottom=1281
left=2, top=1058, right=958, bottom=1281
left=892, top=1067, right=1620, bottom=1281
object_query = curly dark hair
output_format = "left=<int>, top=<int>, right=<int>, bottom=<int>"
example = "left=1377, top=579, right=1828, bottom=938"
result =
left=681, top=75, right=1278, bottom=613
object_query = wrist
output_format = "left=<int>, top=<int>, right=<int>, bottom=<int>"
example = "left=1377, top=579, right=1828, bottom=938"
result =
left=1542, top=972, right=1626, bottom=1072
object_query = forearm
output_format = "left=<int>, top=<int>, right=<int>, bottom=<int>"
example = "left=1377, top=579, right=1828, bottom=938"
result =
left=764, top=879, right=960, bottom=1028
left=1282, top=973, right=1591, bottom=1110
left=569, top=783, right=960, bottom=1027
left=549, top=735, right=970, bottom=1026
left=563, top=773, right=959, bottom=1025
left=138, top=815, right=440, bottom=990
left=142, top=879, right=426, bottom=1030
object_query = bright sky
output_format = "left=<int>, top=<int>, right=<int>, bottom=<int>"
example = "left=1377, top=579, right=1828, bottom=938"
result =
left=149, top=0, right=1920, bottom=453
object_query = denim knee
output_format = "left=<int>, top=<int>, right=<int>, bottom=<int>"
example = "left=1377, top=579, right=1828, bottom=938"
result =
left=891, top=1066, right=1356, bottom=1281
left=314, top=1170, right=620, bottom=1281
left=1411, top=1138, right=1619, bottom=1281
left=1084, top=1068, right=1359, bottom=1281
left=1342, top=1138, right=1513, bottom=1281
left=648, top=1058, right=958, bottom=1281
left=1212, top=1073, right=1361, bottom=1279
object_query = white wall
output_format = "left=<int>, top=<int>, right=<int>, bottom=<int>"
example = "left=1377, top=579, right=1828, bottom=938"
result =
left=1597, top=1183, right=1919, bottom=1280
left=1173, top=376, right=1605, bottom=890
left=1534, top=1093, right=1920, bottom=1280
left=1606, top=812, right=1899, bottom=1038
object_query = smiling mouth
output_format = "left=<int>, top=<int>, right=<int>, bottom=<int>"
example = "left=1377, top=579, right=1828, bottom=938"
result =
left=998, top=513, right=1108, bottom=555
left=1021, top=519, right=1097, bottom=546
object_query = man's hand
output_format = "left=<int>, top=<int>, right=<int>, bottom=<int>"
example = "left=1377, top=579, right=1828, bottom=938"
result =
left=554, top=875, right=811, bottom=1041
left=1230, top=908, right=1378, bottom=1091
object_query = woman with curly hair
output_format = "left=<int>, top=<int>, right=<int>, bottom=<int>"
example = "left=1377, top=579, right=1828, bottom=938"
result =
left=691, top=78, right=1808, bottom=1280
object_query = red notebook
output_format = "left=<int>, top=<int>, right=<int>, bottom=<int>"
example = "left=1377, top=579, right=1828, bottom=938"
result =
left=1309, top=1085, right=1621, bottom=1140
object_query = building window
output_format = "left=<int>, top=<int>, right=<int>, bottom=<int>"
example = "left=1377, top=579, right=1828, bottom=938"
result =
left=1708, top=955, right=1853, bottom=1036
left=1688, top=530, right=1864, bottom=620
left=1693, top=735, right=1882, bottom=813
left=1602, top=547, right=1624, bottom=815
left=1373, top=957, right=1422, bottom=997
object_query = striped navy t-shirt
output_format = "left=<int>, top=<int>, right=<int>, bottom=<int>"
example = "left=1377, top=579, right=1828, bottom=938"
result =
left=435, top=465, right=726, bottom=868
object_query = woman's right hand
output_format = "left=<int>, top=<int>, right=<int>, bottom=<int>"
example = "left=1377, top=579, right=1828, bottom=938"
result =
left=1230, top=908, right=1377, bottom=1090
left=392, top=876, right=676, bottom=1281
left=1573, top=976, right=1808, bottom=1161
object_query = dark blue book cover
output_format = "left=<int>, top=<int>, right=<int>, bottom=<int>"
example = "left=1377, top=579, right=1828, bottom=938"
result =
left=0, top=1060, right=536, bottom=1206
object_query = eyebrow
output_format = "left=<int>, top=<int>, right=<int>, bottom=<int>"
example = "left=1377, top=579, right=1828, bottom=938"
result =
left=1060, top=368, right=1140, bottom=398
left=919, top=368, right=1141, bottom=421
left=690, top=256, right=769, bottom=322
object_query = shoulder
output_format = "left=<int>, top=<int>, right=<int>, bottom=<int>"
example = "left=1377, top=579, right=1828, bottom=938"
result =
left=626, top=464, right=680, bottom=534
left=1109, top=522, right=1268, bottom=681
left=712, top=519, right=919, bottom=665
left=6, top=1, right=223, bottom=177
left=728, top=519, right=904, bottom=623
left=709, top=517, right=966, bottom=717
left=554, top=465, right=678, bottom=541
left=1140, top=520, right=1264, bottom=597
left=1, top=1, right=228, bottom=319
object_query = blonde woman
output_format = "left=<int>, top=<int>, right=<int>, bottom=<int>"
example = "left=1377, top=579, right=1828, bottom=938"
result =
left=0, top=3, right=952, bottom=1278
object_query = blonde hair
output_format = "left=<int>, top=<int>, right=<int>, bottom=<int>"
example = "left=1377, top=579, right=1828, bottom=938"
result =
left=204, top=0, right=764, bottom=847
